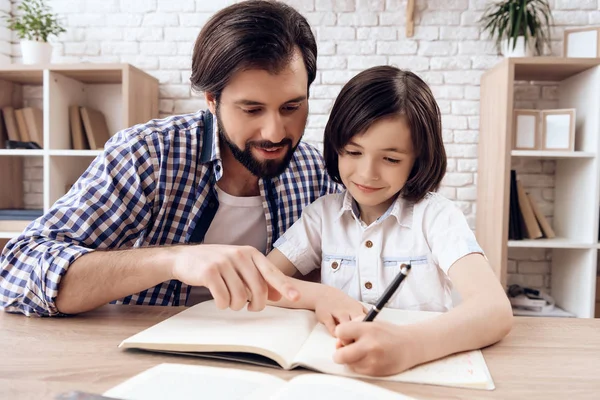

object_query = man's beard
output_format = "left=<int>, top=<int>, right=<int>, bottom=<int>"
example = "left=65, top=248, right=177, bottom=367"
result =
left=216, top=107, right=300, bottom=179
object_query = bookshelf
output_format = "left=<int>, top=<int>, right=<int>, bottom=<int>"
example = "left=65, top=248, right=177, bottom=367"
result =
left=0, top=64, right=159, bottom=239
left=477, top=57, right=600, bottom=318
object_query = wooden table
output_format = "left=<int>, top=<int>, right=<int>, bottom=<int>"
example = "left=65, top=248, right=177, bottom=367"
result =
left=1, top=305, right=600, bottom=400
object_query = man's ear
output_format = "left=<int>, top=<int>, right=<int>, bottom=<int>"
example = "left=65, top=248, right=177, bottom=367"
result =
left=205, top=92, right=217, bottom=114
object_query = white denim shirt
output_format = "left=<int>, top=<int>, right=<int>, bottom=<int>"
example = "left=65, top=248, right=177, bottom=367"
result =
left=274, top=191, right=484, bottom=312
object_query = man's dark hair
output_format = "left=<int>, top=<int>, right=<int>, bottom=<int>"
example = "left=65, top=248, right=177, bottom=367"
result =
left=323, top=66, right=447, bottom=203
left=190, top=0, right=317, bottom=99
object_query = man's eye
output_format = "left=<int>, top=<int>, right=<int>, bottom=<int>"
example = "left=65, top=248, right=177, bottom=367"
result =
left=344, top=150, right=361, bottom=156
left=242, top=108, right=261, bottom=114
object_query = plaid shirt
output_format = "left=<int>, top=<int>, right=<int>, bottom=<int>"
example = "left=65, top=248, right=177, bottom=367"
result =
left=0, top=110, right=338, bottom=316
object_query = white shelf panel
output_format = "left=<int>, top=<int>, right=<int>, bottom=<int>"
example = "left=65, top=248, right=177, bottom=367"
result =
left=508, top=238, right=593, bottom=249
left=48, top=150, right=103, bottom=157
left=0, top=150, right=44, bottom=156
left=512, top=305, right=575, bottom=318
left=0, top=232, right=20, bottom=239
left=511, top=150, right=595, bottom=158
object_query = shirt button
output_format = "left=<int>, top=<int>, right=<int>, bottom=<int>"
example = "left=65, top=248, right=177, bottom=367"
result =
left=208, top=203, right=215, bottom=209
left=331, top=261, right=339, bottom=270
left=364, top=281, right=373, bottom=290
left=365, top=240, right=373, bottom=248
left=215, top=165, right=221, bottom=172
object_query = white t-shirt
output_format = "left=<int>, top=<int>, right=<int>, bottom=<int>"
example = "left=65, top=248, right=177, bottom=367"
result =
left=187, top=186, right=267, bottom=305
left=203, top=186, right=267, bottom=253
left=274, top=191, right=484, bottom=312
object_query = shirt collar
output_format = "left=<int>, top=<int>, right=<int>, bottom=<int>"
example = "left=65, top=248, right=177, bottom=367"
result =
left=198, top=110, right=223, bottom=180
left=336, top=190, right=413, bottom=228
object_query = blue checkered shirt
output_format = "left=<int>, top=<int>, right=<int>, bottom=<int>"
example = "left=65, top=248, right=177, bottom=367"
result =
left=0, top=110, right=338, bottom=316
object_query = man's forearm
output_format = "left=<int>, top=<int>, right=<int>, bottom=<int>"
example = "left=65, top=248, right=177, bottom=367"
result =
left=55, top=246, right=175, bottom=315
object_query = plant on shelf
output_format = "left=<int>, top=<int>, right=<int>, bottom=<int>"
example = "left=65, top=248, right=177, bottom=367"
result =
left=1, top=0, right=66, bottom=64
left=479, top=0, right=554, bottom=58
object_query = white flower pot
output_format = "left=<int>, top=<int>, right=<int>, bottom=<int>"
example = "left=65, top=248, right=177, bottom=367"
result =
left=20, top=40, right=53, bottom=64
left=501, top=36, right=536, bottom=58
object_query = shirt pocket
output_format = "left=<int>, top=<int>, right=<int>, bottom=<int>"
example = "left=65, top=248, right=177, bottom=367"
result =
left=381, top=255, right=443, bottom=311
left=321, top=253, right=357, bottom=294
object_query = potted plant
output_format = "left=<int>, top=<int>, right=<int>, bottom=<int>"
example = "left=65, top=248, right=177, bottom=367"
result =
left=479, top=0, right=554, bottom=58
left=1, top=0, right=66, bottom=64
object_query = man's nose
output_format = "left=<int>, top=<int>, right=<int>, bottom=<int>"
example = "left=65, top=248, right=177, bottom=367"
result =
left=261, top=112, right=286, bottom=143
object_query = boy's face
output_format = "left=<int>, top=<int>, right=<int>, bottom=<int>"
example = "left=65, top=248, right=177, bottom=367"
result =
left=338, top=116, right=416, bottom=219
left=206, top=50, right=309, bottom=179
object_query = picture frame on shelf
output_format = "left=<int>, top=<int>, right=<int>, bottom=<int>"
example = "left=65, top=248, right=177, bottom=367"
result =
left=541, top=109, right=576, bottom=151
left=564, top=27, right=600, bottom=58
left=512, top=109, right=540, bottom=150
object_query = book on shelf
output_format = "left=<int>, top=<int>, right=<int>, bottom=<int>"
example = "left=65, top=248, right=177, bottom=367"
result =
left=0, top=209, right=44, bottom=220
left=516, top=179, right=543, bottom=239
left=0, top=110, right=7, bottom=147
left=22, top=107, right=43, bottom=148
left=104, top=363, right=417, bottom=400
left=69, top=105, right=89, bottom=150
left=13, top=108, right=30, bottom=142
left=119, top=300, right=495, bottom=390
left=1, top=107, right=44, bottom=148
left=509, top=170, right=556, bottom=240
left=509, top=170, right=525, bottom=240
left=1, top=107, right=20, bottom=142
left=527, top=192, right=556, bottom=239
left=80, top=107, right=111, bottom=150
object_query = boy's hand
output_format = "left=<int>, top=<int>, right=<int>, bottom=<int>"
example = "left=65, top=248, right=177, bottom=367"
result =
left=333, top=320, right=420, bottom=376
left=314, top=287, right=367, bottom=335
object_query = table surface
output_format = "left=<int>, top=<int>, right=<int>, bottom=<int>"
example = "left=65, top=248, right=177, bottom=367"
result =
left=2, top=305, right=600, bottom=400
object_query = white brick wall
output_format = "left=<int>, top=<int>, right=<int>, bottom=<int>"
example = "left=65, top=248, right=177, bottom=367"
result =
left=0, top=0, right=10, bottom=64
left=3, top=0, right=600, bottom=289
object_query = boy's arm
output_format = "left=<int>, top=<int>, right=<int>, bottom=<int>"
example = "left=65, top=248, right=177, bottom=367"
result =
left=409, top=253, right=512, bottom=363
left=266, top=248, right=323, bottom=310
left=334, top=253, right=513, bottom=375
left=267, top=248, right=366, bottom=334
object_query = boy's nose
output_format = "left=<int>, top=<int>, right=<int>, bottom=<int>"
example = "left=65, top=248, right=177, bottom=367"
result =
left=359, top=158, right=380, bottom=181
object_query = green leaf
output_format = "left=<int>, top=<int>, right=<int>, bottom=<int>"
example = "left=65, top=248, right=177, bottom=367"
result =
left=2, top=0, right=66, bottom=42
left=478, top=0, right=554, bottom=56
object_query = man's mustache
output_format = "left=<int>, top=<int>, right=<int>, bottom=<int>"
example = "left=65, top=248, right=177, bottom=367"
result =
left=249, top=139, right=293, bottom=150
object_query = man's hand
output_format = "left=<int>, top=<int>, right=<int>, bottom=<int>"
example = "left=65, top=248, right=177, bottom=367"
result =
left=333, top=320, right=420, bottom=376
left=171, top=244, right=300, bottom=311
left=314, top=287, right=366, bottom=335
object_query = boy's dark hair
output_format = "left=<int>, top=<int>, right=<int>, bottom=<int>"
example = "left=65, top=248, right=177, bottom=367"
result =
left=190, top=0, right=317, bottom=99
left=323, top=66, right=447, bottom=203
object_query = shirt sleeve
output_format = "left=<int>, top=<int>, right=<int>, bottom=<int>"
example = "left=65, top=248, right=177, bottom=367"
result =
left=423, top=195, right=484, bottom=275
left=274, top=199, right=324, bottom=276
left=0, top=129, right=158, bottom=317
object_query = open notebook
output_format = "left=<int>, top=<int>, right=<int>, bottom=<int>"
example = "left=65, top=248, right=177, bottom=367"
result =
left=119, top=301, right=495, bottom=390
left=104, top=363, right=416, bottom=400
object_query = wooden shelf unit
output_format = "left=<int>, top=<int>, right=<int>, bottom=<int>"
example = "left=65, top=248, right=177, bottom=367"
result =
left=477, top=57, right=600, bottom=318
left=0, top=63, right=159, bottom=239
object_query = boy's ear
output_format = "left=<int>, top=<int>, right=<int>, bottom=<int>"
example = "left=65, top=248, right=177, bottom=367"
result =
left=205, top=92, right=217, bottom=114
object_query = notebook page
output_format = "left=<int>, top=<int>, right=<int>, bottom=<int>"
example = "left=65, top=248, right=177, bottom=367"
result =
left=119, top=301, right=318, bottom=369
left=104, top=363, right=284, bottom=400
left=293, top=308, right=495, bottom=390
left=272, top=374, right=417, bottom=400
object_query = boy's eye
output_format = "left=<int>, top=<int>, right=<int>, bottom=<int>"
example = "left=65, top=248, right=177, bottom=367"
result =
left=384, top=157, right=401, bottom=164
left=344, top=150, right=361, bottom=156
left=282, top=104, right=301, bottom=112
left=242, top=108, right=261, bottom=114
